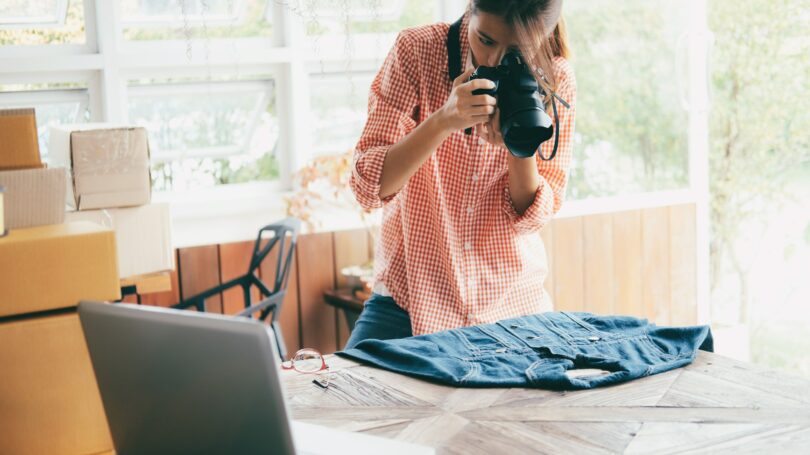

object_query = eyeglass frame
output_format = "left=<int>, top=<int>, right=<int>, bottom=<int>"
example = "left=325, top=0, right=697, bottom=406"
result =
left=280, top=348, right=336, bottom=389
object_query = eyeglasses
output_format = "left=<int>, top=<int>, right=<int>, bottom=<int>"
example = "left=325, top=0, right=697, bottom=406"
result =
left=281, top=348, right=335, bottom=389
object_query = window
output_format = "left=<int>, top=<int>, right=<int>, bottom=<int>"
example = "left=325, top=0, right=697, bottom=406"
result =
left=707, top=0, right=810, bottom=377
left=302, top=0, right=436, bottom=62
left=0, top=0, right=69, bottom=27
left=564, top=0, right=690, bottom=199
left=121, top=0, right=273, bottom=41
left=309, top=72, right=374, bottom=157
left=0, top=85, right=89, bottom=159
left=127, top=78, right=278, bottom=191
left=0, top=0, right=85, bottom=45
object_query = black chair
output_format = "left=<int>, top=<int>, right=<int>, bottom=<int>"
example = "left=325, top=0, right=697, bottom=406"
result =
left=173, top=217, right=300, bottom=359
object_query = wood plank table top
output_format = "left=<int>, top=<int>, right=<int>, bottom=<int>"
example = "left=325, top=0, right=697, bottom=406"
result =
left=281, top=351, right=810, bottom=454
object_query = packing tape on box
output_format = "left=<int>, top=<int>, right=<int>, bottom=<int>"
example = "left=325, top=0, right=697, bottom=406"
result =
left=71, top=127, right=148, bottom=177
left=0, top=185, right=6, bottom=236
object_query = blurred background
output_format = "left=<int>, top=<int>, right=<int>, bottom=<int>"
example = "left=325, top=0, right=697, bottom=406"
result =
left=0, top=0, right=807, bottom=375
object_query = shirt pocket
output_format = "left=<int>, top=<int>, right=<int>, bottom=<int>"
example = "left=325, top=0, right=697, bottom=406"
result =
left=559, top=312, right=619, bottom=343
left=449, top=326, right=532, bottom=359
left=496, top=313, right=617, bottom=351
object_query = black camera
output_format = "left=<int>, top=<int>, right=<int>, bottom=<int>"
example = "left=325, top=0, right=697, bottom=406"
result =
left=467, top=51, right=557, bottom=160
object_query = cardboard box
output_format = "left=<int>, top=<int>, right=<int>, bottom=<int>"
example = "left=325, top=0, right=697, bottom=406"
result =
left=49, top=124, right=152, bottom=210
left=0, top=312, right=113, bottom=455
left=0, top=167, right=66, bottom=230
left=0, top=222, right=121, bottom=318
left=65, top=203, right=174, bottom=279
left=0, top=108, right=42, bottom=171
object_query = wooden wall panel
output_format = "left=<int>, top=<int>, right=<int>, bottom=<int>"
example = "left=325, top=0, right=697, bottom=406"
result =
left=296, top=232, right=338, bottom=354
left=177, top=245, right=222, bottom=313
left=539, top=223, right=555, bottom=302
left=333, top=230, right=371, bottom=349
left=612, top=210, right=644, bottom=318
left=552, top=217, right=585, bottom=312
left=218, top=241, right=259, bottom=315
left=259, top=235, right=302, bottom=356
left=583, top=213, right=615, bottom=315
left=642, top=207, right=672, bottom=324
left=669, top=204, right=698, bottom=326
left=143, top=202, right=699, bottom=354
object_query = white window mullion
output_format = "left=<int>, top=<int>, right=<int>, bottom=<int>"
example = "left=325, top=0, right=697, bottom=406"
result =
left=82, top=0, right=99, bottom=53
left=687, top=0, right=712, bottom=325
left=93, top=0, right=125, bottom=123
left=276, top=1, right=310, bottom=190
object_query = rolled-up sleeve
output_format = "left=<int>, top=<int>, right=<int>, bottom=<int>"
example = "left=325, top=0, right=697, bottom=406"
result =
left=350, top=32, right=420, bottom=210
left=503, top=58, right=577, bottom=235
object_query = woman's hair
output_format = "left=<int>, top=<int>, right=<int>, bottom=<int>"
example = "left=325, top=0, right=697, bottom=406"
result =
left=470, top=0, right=570, bottom=100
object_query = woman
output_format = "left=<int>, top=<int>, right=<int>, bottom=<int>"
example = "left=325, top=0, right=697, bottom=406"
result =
left=346, top=0, right=576, bottom=348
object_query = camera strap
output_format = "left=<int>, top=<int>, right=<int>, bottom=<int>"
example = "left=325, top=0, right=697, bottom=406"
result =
left=447, top=16, right=464, bottom=81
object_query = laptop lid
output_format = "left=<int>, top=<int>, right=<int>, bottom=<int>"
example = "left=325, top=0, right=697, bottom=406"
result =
left=78, top=301, right=296, bottom=455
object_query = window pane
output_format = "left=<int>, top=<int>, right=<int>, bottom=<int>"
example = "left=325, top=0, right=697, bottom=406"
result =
left=0, top=0, right=84, bottom=44
left=707, top=0, right=810, bottom=377
left=122, top=0, right=272, bottom=41
left=0, top=87, right=89, bottom=160
left=300, top=0, right=435, bottom=60
left=309, top=72, right=373, bottom=156
left=0, top=0, right=67, bottom=26
left=564, top=0, right=690, bottom=199
left=127, top=79, right=279, bottom=191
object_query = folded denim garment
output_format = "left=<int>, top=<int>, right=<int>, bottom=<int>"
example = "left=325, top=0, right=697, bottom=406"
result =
left=337, top=312, right=713, bottom=390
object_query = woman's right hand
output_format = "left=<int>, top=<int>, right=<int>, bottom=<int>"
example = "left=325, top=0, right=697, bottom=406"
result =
left=436, top=68, right=498, bottom=133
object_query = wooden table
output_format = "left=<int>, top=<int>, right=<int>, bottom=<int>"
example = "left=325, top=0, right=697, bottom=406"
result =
left=282, top=351, right=810, bottom=453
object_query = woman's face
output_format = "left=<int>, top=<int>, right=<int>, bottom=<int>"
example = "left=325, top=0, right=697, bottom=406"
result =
left=468, top=11, right=520, bottom=68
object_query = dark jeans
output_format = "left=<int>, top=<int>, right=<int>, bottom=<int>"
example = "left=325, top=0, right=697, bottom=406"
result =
left=344, top=293, right=412, bottom=350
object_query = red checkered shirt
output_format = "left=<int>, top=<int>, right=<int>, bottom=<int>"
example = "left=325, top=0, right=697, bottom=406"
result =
left=350, top=15, right=577, bottom=335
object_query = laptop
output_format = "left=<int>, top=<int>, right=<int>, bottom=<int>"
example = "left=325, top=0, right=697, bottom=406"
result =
left=78, top=301, right=434, bottom=455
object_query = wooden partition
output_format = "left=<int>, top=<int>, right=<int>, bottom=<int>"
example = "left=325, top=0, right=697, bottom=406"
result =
left=130, top=203, right=697, bottom=355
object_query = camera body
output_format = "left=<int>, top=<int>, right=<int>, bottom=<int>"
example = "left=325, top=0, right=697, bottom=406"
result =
left=468, top=51, right=554, bottom=159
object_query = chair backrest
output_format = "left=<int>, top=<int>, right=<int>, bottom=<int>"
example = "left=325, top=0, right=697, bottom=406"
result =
left=249, top=217, right=300, bottom=297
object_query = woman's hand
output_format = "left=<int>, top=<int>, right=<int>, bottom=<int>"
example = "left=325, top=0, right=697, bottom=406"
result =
left=477, top=107, right=506, bottom=149
left=436, top=68, right=497, bottom=133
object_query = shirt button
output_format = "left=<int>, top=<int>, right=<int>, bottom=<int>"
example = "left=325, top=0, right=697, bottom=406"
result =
left=471, top=174, right=479, bottom=182
left=466, top=206, right=474, bottom=215
left=464, top=242, right=473, bottom=250
left=478, top=137, right=486, bottom=145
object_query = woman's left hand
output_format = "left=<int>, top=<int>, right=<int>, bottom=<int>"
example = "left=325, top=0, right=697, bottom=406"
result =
left=476, top=107, right=506, bottom=149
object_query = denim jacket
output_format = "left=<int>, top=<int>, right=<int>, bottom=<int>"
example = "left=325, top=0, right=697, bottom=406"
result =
left=338, top=312, right=713, bottom=390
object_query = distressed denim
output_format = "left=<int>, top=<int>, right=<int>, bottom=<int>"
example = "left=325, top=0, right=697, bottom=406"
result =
left=337, top=312, right=713, bottom=390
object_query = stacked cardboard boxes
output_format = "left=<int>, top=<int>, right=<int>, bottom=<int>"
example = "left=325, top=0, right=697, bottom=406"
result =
left=0, top=222, right=121, bottom=455
left=0, top=109, right=66, bottom=230
left=1, top=110, right=180, bottom=453
left=0, top=109, right=120, bottom=454
left=51, top=124, right=174, bottom=279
